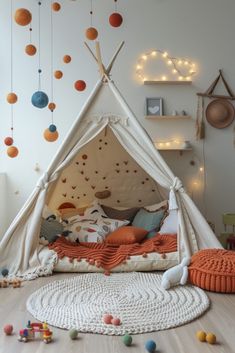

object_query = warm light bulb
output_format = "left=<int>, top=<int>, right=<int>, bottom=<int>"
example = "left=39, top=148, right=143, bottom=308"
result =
left=162, top=51, right=168, bottom=58
left=159, top=143, right=163, bottom=147
left=167, top=60, right=172, bottom=65
left=162, top=76, right=167, bottom=81
left=166, top=142, right=170, bottom=146
left=192, top=62, right=195, bottom=67
left=184, top=61, right=189, bottom=65
left=186, top=76, right=191, bottom=81
left=142, top=55, right=147, bottom=60
left=174, top=140, right=180, bottom=144
left=136, top=65, right=142, bottom=70
left=172, top=69, right=177, bottom=74
left=178, top=60, right=182, bottom=65
left=151, top=51, right=157, bottom=56
left=199, top=167, right=204, bottom=172
left=178, top=76, right=183, bottom=80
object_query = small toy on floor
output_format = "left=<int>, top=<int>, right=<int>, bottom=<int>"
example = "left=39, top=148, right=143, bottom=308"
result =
left=18, top=321, right=53, bottom=343
left=102, top=314, right=121, bottom=326
left=196, top=330, right=217, bottom=345
left=3, top=324, right=13, bottom=335
left=122, top=334, right=132, bottom=346
left=0, top=278, right=21, bottom=288
left=196, top=330, right=206, bottom=342
left=69, top=328, right=79, bottom=340
left=145, top=339, right=157, bottom=353
left=161, top=257, right=191, bottom=290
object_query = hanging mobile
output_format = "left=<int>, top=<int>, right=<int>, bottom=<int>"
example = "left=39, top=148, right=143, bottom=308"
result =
left=31, top=1, right=49, bottom=109
left=85, top=0, right=98, bottom=40
left=109, top=0, right=123, bottom=28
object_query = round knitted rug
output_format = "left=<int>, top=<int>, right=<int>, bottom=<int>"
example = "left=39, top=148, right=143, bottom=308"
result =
left=27, top=273, right=210, bottom=335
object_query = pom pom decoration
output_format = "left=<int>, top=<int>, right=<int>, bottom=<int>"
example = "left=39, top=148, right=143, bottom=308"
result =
left=85, top=27, right=98, bottom=40
left=196, top=331, right=207, bottom=342
left=49, top=124, right=57, bottom=132
left=54, top=70, right=63, bottom=79
left=44, top=128, right=59, bottom=142
left=69, top=328, right=78, bottom=340
left=74, top=80, right=86, bottom=91
left=4, top=137, right=14, bottom=146
left=103, top=314, right=113, bottom=324
left=7, top=146, right=19, bottom=158
left=145, top=340, right=157, bottom=353
left=1, top=268, right=9, bottom=277
left=48, top=102, right=56, bottom=111
left=3, top=325, right=13, bottom=336
left=206, top=333, right=216, bottom=345
left=14, top=8, right=32, bottom=26
left=109, top=13, right=123, bottom=27
left=63, top=55, right=71, bottom=63
left=52, top=2, right=61, bottom=11
left=111, top=317, right=121, bottom=326
left=7, top=92, right=18, bottom=104
left=31, top=91, right=49, bottom=109
left=122, top=334, right=132, bottom=346
left=25, top=44, right=37, bottom=56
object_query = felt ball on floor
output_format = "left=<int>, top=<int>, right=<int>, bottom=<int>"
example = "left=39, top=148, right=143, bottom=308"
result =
left=85, top=27, right=98, bottom=40
left=103, top=314, right=113, bottom=324
left=25, top=44, right=37, bottom=56
left=74, top=80, right=86, bottom=91
left=109, top=12, right=123, bottom=27
left=14, top=8, right=32, bottom=26
left=7, top=146, right=19, bottom=158
left=145, top=340, right=156, bottom=353
left=54, top=70, right=63, bottom=79
left=48, top=102, right=56, bottom=111
left=44, top=128, right=59, bottom=142
left=4, top=137, right=13, bottom=146
left=122, top=334, right=132, bottom=346
left=7, top=92, right=18, bottom=104
left=1, top=268, right=9, bottom=277
left=206, top=333, right=216, bottom=344
left=196, top=330, right=206, bottom=342
left=63, top=55, right=71, bottom=63
left=49, top=124, right=57, bottom=132
left=111, top=317, right=121, bottom=326
left=69, top=328, right=78, bottom=340
left=52, top=2, right=61, bottom=11
left=3, top=324, right=13, bottom=336
left=31, top=91, right=49, bottom=108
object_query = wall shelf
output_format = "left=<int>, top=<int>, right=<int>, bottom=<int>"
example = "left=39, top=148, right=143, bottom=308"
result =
left=145, top=115, right=191, bottom=120
left=144, top=80, right=192, bottom=85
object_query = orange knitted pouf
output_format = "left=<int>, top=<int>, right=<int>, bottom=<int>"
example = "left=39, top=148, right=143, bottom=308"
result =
left=189, top=249, right=235, bottom=293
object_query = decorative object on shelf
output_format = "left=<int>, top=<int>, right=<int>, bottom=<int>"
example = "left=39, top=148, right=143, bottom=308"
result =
left=109, top=0, right=123, bottom=28
left=135, top=49, right=197, bottom=82
left=196, top=70, right=235, bottom=139
left=146, top=115, right=191, bottom=120
left=146, top=97, right=163, bottom=116
left=85, top=0, right=98, bottom=40
left=154, top=139, right=192, bottom=152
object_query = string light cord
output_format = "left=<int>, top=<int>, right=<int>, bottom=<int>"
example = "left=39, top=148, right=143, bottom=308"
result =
left=50, top=0, right=54, bottom=123
left=10, top=0, right=14, bottom=138
left=38, top=1, right=41, bottom=90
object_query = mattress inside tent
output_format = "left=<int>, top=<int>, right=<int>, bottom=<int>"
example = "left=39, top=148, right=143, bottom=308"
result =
left=45, top=88, right=177, bottom=272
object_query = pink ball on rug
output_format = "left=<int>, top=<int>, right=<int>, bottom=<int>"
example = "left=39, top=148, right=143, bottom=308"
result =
left=103, top=314, right=113, bottom=324
left=111, top=317, right=121, bottom=326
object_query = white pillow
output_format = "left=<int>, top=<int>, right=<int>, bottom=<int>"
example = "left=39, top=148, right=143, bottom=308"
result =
left=144, top=200, right=168, bottom=212
left=83, top=201, right=107, bottom=219
left=159, top=210, right=178, bottom=234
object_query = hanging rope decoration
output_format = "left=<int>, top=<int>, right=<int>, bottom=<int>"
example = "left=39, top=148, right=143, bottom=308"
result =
left=85, top=0, right=98, bottom=40
left=31, top=1, right=49, bottom=109
left=25, top=24, right=37, bottom=56
left=44, top=0, right=59, bottom=142
left=5, top=0, right=19, bottom=158
left=136, top=50, right=197, bottom=82
left=109, top=0, right=123, bottom=28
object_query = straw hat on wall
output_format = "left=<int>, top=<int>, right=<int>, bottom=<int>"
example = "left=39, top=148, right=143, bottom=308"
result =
left=206, top=99, right=235, bottom=129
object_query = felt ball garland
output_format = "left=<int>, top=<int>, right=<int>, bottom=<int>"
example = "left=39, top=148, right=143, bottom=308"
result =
left=14, top=8, right=32, bottom=26
left=52, top=2, right=61, bottom=12
left=74, top=80, right=86, bottom=91
left=63, top=55, right=71, bottom=63
left=109, top=0, right=123, bottom=28
left=85, top=0, right=98, bottom=40
left=25, top=44, right=37, bottom=56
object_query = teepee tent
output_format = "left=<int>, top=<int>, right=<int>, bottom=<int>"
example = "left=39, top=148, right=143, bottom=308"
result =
left=0, top=42, right=221, bottom=280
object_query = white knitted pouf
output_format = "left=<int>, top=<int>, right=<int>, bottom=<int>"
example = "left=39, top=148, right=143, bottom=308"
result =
left=27, top=273, right=209, bottom=335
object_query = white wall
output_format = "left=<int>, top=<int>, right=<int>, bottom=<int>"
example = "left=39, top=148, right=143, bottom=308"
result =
left=1, top=0, right=235, bottom=238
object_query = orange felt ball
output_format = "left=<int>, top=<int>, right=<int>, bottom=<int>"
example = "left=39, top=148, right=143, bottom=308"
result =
left=74, top=80, right=86, bottom=91
left=206, top=333, right=216, bottom=345
left=63, top=55, right=71, bottom=63
left=85, top=27, right=98, bottom=40
left=48, top=102, right=56, bottom=111
left=109, top=12, right=123, bottom=27
left=25, top=44, right=37, bottom=56
left=7, top=92, right=18, bottom=104
left=52, top=2, right=61, bottom=11
left=54, top=70, right=63, bottom=79
left=4, top=137, right=14, bottom=146
left=44, top=129, right=59, bottom=142
left=7, top=146, right=19, bottom=158
left=14, top=8, right=32, bottom=26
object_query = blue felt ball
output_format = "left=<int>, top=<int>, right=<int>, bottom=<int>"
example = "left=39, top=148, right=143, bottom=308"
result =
left=49, top=124, right=57, bottom=132
left=31, top=91, right=49, bottom=109
left=1, top=268, right=9, bottom=277
left=145, top=340, right=156, bottom=353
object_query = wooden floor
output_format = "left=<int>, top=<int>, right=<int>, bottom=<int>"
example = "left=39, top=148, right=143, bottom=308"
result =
left=0, top=273, right=234, bottom=353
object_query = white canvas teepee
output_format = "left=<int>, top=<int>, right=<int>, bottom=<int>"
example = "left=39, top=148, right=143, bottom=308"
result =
left=0, top=42, right=221, bottom=280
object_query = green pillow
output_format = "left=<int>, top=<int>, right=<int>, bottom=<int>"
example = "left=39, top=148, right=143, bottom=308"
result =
left=40, top=218, right=64, bottom=243
left=132, top=208, right=165, bottom=237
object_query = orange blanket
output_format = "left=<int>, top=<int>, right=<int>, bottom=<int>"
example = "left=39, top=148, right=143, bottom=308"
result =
left=49, top=235, right=177, bottom=273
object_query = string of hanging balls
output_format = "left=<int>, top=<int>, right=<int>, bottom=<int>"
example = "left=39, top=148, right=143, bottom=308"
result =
left=4, top=3, right=123, bottom=156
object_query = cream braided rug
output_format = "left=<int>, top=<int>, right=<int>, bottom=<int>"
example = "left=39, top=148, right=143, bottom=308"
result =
left=27, top=273, right=210, bottom=335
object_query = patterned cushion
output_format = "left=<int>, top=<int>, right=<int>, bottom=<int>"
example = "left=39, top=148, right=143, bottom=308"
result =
left=188, top=249, right=235, bottom=293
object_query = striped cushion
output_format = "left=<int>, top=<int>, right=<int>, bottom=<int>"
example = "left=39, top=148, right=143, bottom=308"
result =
left=188, top=249, right=235, bottom=293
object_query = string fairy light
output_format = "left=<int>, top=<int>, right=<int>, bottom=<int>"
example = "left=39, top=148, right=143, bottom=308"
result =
left=135, top=49, right=197, bottom=82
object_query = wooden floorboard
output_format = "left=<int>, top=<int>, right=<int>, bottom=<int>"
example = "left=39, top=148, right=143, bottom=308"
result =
left=0, top=273, right=234, bottom=353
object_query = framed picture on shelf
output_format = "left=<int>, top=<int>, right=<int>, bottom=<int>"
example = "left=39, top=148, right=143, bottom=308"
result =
left=146, top=97, right=163, bottom=116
